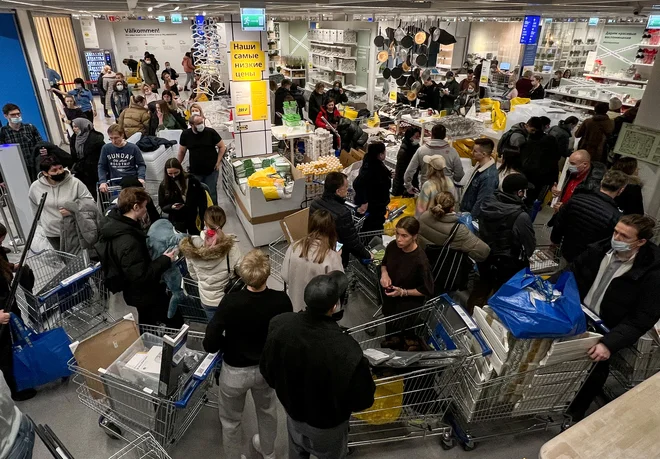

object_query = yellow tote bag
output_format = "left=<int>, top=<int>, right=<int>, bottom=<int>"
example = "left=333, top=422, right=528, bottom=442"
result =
left=353, top=377, right=404, bottom=425
left=510, top=97, right=531, bottom=110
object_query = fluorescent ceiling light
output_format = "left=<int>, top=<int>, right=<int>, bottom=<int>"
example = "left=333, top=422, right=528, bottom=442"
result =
left=148, top=6, right=153, bottom=11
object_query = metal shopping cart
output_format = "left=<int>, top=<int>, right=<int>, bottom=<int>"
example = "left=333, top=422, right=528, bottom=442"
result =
left=69, top=324, right=218, bottom=449
left=346, top=295, right=491, bottom=448
left=15, top=250, right=111, bottom=340
left=175, top=258, right=211, bottom=325
left=609, top=335, right=660, bottom=391
left=529, top=223, right=562, bottom=275
left=97, top=178, right=124, bottom=215
left=108, top=432, right=172, bottom=459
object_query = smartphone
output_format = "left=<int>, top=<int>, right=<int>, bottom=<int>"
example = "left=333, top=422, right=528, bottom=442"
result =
left=385, top=286, right=395, bottom=293
left=335, top=242, right=343, bottom=252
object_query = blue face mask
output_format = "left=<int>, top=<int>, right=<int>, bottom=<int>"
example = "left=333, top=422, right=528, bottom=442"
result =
left=10, top=117, right=22, bottom=124
left=611, top=237, right=633, bottom=252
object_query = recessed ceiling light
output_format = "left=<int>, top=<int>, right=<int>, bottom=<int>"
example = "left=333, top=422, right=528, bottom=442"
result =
left=173, top=5, right=179, bottom=10
left=148, top=6, right=153, bottom=11
left=202, top=10, right=206, bottom=15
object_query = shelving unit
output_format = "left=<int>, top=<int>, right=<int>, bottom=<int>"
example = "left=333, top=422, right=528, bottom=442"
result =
left=308, top=28, right=358, bottom=81
left=280, top=67, right=307, bottom=81
left=533, top=21, right=602, bottom=76
left=267, top=20, right=289, bottom=67
left=309, top=40, right=358, bottom=47
left=584, top=73, right=648, bottom=85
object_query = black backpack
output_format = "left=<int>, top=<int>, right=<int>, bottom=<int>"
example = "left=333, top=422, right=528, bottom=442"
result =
left=497, top=128, right=517, bottom=157
left=425, top=223, right=474, bottom=294
left=95, top=239, right=125, bottom=294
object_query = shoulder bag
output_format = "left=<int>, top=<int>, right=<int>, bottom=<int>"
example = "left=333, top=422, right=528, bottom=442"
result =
left=425, top=222, right=474, bottom=294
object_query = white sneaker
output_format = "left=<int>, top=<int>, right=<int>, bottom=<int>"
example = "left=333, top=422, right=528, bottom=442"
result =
left=252, top=434, right=276, bottom=459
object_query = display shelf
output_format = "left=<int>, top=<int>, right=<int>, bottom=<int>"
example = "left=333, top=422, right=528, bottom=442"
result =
left=635, top=62, right=655, bottom=67
left=545, top=89, right=637, bottom=108
left=436, top=64, right=452, bottom=70
left=281, top=67, right=307, bottom=73
left=309, top=40, right=357, bottom=47
left=637, top=43, right=660, bottom=48
left=584, top=73, right=648, bottom=85
left=310, top=52, right=356, bottom=60
left=550, top=99, right=595, bottom=111
left=312, top=64, right=356, bottom=74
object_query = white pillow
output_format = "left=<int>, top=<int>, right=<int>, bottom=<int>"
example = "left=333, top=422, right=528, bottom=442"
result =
left=126, top=132, right=143, bottom=144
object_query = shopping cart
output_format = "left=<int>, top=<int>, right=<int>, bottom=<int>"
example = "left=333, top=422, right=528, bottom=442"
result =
left=346, top=295, right=491, bottom=448
left=609, top=335, right=660, bottom=391
left=97, top=178, right=124, bottom=215
left=15, top=250, right=111, bottom=340
left=175, top=258, right=211, bottom=324
left=69, top=324, right=218, bottom=449
left=529, top=223, right=562, bottom=275
left=108, top=432, right=172, bottom=459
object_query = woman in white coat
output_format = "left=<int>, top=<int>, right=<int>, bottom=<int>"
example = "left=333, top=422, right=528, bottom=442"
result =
left=282, top=209, right=344, bottom=312
left=179, top=206, right=242, bottom=320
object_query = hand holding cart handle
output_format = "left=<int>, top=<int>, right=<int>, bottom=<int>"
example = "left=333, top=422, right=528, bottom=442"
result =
left=582, top=304, right=610, bottom=333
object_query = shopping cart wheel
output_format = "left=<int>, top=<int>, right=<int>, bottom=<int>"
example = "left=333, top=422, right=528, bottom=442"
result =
left=461, top=440, right=476, bottom=451
left=99, top=415, right=122, bottom=440
left=560, top=418, right=572, bottom=432
left=440, top=436, right=455, bottom=450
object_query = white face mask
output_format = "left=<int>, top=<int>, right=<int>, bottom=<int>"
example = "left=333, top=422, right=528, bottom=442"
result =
left=611, top=237, right=633, bottom=252
left=467, top=89, right=474, bottom=94
left=145, top=60, right=151, bottom=64
left=411, top=139, right=420, bottom=146
left=567, top=164, right=579, bottom=174
left=116, top=84, right=124, bottom=91
left=195, top=124, right=205, bottom=132
left=508, top=84, right=514, bottom=89
left=191, top=111, right=200, bottom=116
left=76, top=84, right=83, bottom=89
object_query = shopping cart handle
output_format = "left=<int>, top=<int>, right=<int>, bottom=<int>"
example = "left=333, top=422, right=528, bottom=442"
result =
left=174, top=378, right=201, bottom=409
left=582, top=305, right=610, bottom=333
left=451, top=302, right=492, bottom=357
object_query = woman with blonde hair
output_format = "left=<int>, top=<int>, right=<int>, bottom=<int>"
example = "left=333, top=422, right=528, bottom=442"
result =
left=142, top=83, right=159, bottom=104
left=281, top=209, right=344, bottom=312
left=416, top=155, right=455, bottom=217
left=189, top=103, right=211, bottom=127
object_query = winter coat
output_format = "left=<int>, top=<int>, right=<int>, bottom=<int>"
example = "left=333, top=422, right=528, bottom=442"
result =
left=103, top=71, right=117, bottom=109
left=326, top=87, right=348, bottom=105
left=95, top=210, right=171, bottom=324
left=456, top=92, right=479, bottom=113
left=308, top=91, right=324, bottom=125
left=290, top=87, right=306, bottom=118
left=260, top=310, right=375, bottom=429
left=142, top=61, right=160, bottom=88
left=566, top=239, right=660, bottom=354
left=353, top=159, right=391, bottom=216
left=118, top=101, right=151, bottom=138
left=528, top=85, right=545, bottom=100
left=147, top=108, right=186, bottom=136
left=404, top=140, right=464, bottom=190
left=315, top=106, right=341, bottom=130
left=551, top=189, right=622, bottom=262
left=182, top=56, right=195, bottom=73
left=146, top=219, right=187, bottom=318
left=70, top=130, right=104, bottom=198
left=479, top=191, right=536, bottom=262
left=28, top=171, right=94, bottom=238
left=548, top=121, right=573, bottom=158
left=136, top=136, right=178, bottom=152
left=515, top=78, right=533, bottom=98
left=282, top=240, right=344, bottom=312
left=274, top=87, right=290, bottom=126
left=461, top=160, right=499, bottom=219
left=418, top=212, right=490, bottom=262
left=158, top=175, right=208, bottom=235
left=310, top=192, right=370, bottom=267
left=111, top=88, right=131, bottom=116
left=337, top=117, right=368, bottom=152
left=440, top=79, right=461, bottom=111
left=417, top=82, right=440, bottom=110
left=59, top=199, right=101, bottom=254
left=576, top=114, right=615, bottom=163
left=392, top=138, right=419, bottom=196
left=178, top=231, right=242, bottom=307
left=497, top=122, right=528, bottom=156
left=32, top=142, right=74, bottom=170
left=521, top=133, right=561, bottom=188
left=615, top=179, right=644, bottom=216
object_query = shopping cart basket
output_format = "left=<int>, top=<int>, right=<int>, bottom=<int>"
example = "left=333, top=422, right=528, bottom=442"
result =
left=69, top=324, right=218, bottom=449
left=529, top=223, right=562, bottom=275
left=97, top=178, right=124, bottom=215
left=15, top=250, right=111, bottom=340
left=108, top=432, right=172, bottom=459
left=609, top=335, right=660, bottom=391
left=175, top=258, right=211, bottom=324
left=346, top=295, right=491, bottom=448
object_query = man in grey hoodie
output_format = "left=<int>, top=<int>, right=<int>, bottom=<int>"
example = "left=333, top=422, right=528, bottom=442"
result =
left=1, top=368, right=35, bottom=459
left=403, top=124, right=464, bottom=194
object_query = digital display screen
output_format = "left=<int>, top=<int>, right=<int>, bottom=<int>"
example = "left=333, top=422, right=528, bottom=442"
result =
left=171, top=13, right=182, bottom=24
left=648, top=15, right=660, bottom=29
left=588, top=17, right=599, bottom=26
left=500, top=62, right=511, bottom=70
left=240, top=8, right=266, bottom=32
left=520, top=15, right=541, bottom=45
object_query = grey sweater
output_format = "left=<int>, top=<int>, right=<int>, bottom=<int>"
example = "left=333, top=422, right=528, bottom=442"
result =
left=403, top=139, right=464, bottom=191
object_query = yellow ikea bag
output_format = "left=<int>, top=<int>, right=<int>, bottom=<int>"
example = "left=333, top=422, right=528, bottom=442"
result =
left=384, top=197, right=416, bottom=234
left=247, top=167, right=278, bottom=188
left=195, top=190, right=214, bottom=231
left=479, top=98, right=494, bottom=112
left=491, top=101, right=507, bottom=131
left=510, top=97, right=531, bottom=110
left=353, top=377, right=404, bottom=425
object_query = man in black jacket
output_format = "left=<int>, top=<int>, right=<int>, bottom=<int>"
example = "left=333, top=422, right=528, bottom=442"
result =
left=467, top=173, right=536, bottom=311
left=521, top=121, right=560, bottom=207
left=565, top=214, right=660, bottom=421
left=417, top=76, right=440, bottom=111
left=551, top=170, right=626, bottom=263
left=310, top=172, right=371, bottom=267
left=551, top=150, right=607, bottom=210
left=260, top=272, right=375, bottom=459
left=95, top=188, right=176, bottom=325
left=440, top=71, right=460, bottom=113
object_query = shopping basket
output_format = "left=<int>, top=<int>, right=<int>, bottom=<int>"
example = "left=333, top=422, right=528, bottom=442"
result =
left=529, top=223, right=562, bottom=275
left=15, top=249, right=111, bottom=340
left=108, top=432, right=172, bottom=459
left=69, top=324, right=218, bottom=449
left=97, top=178, right=124, bottom=216
left=609, top=334, right=660, bottom=391
left=346, top=295, right=491, bottom=447
left=175, top=258, right=211, bottom=324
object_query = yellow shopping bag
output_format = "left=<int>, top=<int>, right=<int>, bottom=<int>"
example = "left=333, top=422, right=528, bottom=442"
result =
left=491, top=101, right=507, bottom=131
left=510, top=97, right=531, bottom=110
left=479, top=98, right=494, bottom=112
left=384, top=197, right=416, bottom=234
left=353, top=377, right=404, bottom=425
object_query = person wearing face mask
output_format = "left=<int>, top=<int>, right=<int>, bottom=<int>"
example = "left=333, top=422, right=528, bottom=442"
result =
left=142, top=83, right=159, bottom=104
left=177, top=115, right=226, bottom=205
left=308, top=82, right=325, bottom=125
left=326, top=80, right=348, bottom=105
left=528, top=75, right=545, bottom=100
left=392, top=127, right=421, bottom=197
left=0, top=103, right=44, bottom=181
left=551, top=150, right=607, bottom=211
left=28, top=155, right=93, bottom=250
left=417, top=76, right=440, bottom=111
left=456, top=81, right=480, bottom=116
left=118, top=95, right=151, bottom=138
left=96, top=187, right=177, bottom=326
left=560, top=214, right=660, bottom=422
left=141, top=54, right=160, bottom=92
left=551, top=170, right=627, bottom=263
left=158, top=157, right=207, bottom=235
left=260, top=271, right=375, bottom=459
left=440, top=71, right=461, bottom=113
left=161, top=61, right=179, bottom=82
left=70, top=118, right=104, bottom=199
left=188, top=103, right=211, bottom=127
left=501, top=78, right=518, bottom=100
left=50, top=78, right=96, bottom=121
left=98, top=124, right=146, bottom=193
left=110, top=78, right=131, bottom=121
left=467, top=173, right=536, bottom=312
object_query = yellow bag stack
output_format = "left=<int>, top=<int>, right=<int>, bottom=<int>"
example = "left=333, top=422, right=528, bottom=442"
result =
left=510, top=97, right=531, bottom=110
left=453, top=138, right=475, bottom=159
left=383, top=197, right=416, bottom=234
left=353, top=377, right=404, bottom=425
left=491, top=101, right=507, bottom=131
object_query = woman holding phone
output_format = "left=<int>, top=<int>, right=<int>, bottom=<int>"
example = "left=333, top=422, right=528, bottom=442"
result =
left=158, top=157, right=207, bottom=234
left=282, top=210, right=344, bottom=312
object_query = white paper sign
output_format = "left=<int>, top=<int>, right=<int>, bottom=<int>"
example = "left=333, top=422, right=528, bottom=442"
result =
left=80, top=18, right=100, bottom=49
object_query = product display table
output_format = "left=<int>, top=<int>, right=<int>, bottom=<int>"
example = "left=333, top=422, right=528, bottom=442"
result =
left=271, top=125, right=315, bottom=164
left=539, top=372, right=660, bottom=458
left=399, top=114, right=445, bottom=141
left=465, top=113, right=504, bottom=141
left=545, top=89, right=637, bottom=108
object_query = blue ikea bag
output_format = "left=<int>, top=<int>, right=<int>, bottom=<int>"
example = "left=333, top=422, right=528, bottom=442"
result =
left=11, top=313, right=73, bottom=391
left=487, top=268, right=586, bottom=339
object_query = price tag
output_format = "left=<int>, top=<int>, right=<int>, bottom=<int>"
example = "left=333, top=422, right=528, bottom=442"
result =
left=389, top=90, right=397, bottom=102
left=236, top=104, right=251, bottom=116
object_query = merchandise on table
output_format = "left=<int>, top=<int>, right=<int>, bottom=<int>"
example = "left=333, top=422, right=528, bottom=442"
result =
left=296, top=154, right=343, bottom=200
left=232, top=156, right=295, bottom=200
left=309, top=128, right=334, bottom=160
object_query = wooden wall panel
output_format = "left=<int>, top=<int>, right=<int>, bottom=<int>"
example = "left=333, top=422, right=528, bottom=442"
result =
left=33, top=16, right=60, bottom=77
left=33, top=15, right=84, bottom=89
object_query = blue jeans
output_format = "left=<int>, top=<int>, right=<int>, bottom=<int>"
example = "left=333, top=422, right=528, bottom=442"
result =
left=203, top=304, right=216, bottom=321
left=7, top=415, right=35, bottom=459
left=193, top=171, right=219, bottom=205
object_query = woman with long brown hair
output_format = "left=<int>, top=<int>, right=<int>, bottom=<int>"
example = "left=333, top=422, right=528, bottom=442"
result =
left=158, top=157, right=207, bottom=234
left=282, top=209, right=344, bottom=312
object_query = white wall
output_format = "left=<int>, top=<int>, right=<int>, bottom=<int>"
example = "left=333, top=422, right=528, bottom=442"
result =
left=468, top=22, right=523, bottom=69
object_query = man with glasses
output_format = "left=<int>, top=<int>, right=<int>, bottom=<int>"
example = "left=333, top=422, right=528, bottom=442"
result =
left=0, top=104, right=45, bottom=181
left=566, top=214, right=660, bottom=422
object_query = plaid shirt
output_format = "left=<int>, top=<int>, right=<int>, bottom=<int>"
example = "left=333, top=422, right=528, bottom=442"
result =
left=0, top=123, right=44, bottom=179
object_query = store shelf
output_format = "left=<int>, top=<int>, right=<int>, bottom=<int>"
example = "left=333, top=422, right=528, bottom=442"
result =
left=310, top=52, right=356, bottom=60
left=436, top=64, right=452, bottom=70
left=584, top=73, right=648, bottom=85
left=281, top=67, right=307, bottom=73
left=637, top=43, right=660, bottom=48
left=309, top=40, right=357, bottom=47
left=635, top=62, right=655, bottom=67
left=312, top=64, right=356, bottom=74
left=550, top=99, right=594, bottom=111
left=545, top=89, right=637, bottom=108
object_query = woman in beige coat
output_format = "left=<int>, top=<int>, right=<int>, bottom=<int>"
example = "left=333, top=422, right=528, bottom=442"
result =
left=418, top=191, right=490, bottom=262
left=281, top=209, right=344, bottom=312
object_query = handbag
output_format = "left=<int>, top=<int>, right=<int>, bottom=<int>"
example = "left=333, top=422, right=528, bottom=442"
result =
left=425, top=222, right=474, bottom=294
left=11, top=313, right=73, bottom=392
left=224, top=254, right=245, bottom=294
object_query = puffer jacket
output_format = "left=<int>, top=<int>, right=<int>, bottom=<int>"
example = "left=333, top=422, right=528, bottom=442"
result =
left=142, top=61, right=160, bottom=88
left=147, top=219, right=187, bottom=318
left=118, top=101, right=151, bottom=138
left=576, top=114, right=615, bottom=163
left=310, top=192, right=370, bottom=267
left=28, top=171, right=94, bottom=238
left=70, top=130, right=105, bottom=198
left=550, top=189, right=621, bottom=262
left=59, top=199, right=101, bottom=254
left=497, top=122, right=528, bottom=155
left=178, top=231, right=242, bottom=307
left=418, top=212, right=490, bottom=262
left=308, top=91, right=324, bottom=125
left=337, top=118, right=368, bottom=152
left=391, top=138, right=419, bottom=196
left=548, top=121, right=573, bottom=158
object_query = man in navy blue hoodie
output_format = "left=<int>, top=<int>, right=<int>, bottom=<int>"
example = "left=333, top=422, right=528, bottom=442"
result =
left=98, top=124, right=146, bottom=193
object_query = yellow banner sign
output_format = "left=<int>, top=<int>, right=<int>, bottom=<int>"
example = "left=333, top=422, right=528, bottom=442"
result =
left=230, top=41, right=266, bottom=81
left=236, top=104, right=251, bottom=116
left=250, top=81, right=268, bottom=121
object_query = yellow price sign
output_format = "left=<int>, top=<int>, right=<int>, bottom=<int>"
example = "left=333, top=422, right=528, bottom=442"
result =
left=389, top=90, right=397, bottom=102
left=236, top=104, right=251, bottom=116
left=230, top=41, right=266, bottom=81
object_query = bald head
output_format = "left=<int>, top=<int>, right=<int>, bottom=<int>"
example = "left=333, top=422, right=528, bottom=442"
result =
left=568, top=149, right=591, bottom=175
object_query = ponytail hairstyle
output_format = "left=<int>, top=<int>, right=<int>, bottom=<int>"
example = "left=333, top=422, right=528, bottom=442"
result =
left=430, top=191, right=456, bottom=218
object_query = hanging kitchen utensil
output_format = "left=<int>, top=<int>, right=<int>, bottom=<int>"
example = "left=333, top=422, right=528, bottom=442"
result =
left=438, top=28, right=457, bottom=45
left=416, top=53, right=428, bottom=67
left=401, top=24, right=414, bottom=49
left=411, top=81, right=422, bottom=92
left=432, top=19, right=442, bottom=43
left=391, top=65, right=404, bottom=79
left=374, top=27, right=385, bottom=47
left=428, top=22, right=437, bottom=42
left=386, top=26, right=396, bottom=43
left=394, top=20, right=405, bottom=42
left=406, top=74, right=416, bottom=86
left=402, top=60, right=411, bottom=72
left=407, top=90, right=417, bottom=102
left=421, top=69, right=431, bottom=81
left=396, top=75, right=408, bottom=87
left=377, top=50, right=389, bottom=64
left=414, top=22, right=427, bottom=45
left=413, top=67, right=422, bottom=80
left=382, top=67, right=391, bottom=79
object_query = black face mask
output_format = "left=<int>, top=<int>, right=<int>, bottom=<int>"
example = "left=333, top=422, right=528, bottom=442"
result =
left=50, top=172, right=66, bottom=182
